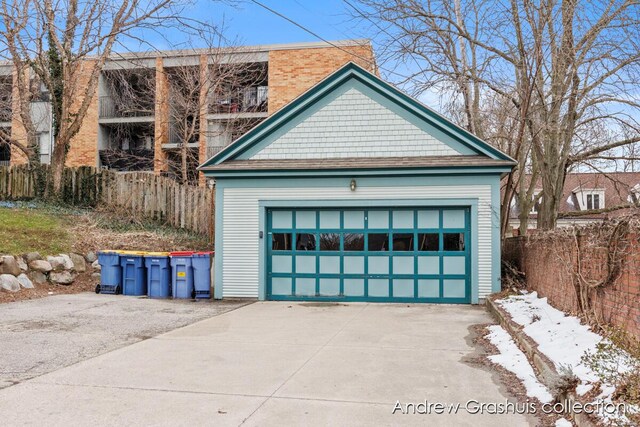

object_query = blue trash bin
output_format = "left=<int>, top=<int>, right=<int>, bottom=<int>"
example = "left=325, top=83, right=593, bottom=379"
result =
left=119, top=252, right=147, bottom=296
left=170, top=251, right=194, bottom=299
left=144, top=252, right=171, bottom=298
left=96, top=250, right=121, bottom=294
left=192, top=252, right=213, bottom=299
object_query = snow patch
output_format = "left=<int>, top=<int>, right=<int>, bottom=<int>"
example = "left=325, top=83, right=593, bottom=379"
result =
left=497, top=292, right=601, bottom=388
left=496, top=292, right=638, bottom=423
left=486, top=325, right=553, bottom=403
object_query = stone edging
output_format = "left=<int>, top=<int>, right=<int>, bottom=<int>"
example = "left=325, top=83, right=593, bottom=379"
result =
left=486, top=298, right=598, bottom=427
left=0, top=252, right=100, bottom=292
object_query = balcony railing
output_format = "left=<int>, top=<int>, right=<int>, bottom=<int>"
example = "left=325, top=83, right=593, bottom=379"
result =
left=169, top=127, right=199, bottom=146
left=99, top=96, right=154, bottom=119
left=99, top=149, right=154, bottom=171
left=209, top=86, right=268, bottom=115
left=0, top=160, right=10, bottom=167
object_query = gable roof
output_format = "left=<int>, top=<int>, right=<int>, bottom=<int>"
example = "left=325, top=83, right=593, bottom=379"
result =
left=199, top=62, right=515, bottom=174
left=508, top=172, right=640, bottom=220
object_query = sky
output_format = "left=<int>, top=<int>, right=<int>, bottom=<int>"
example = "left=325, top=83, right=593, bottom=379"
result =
left=120, top=1, right=373, bottom=55
left=117, top=0, right=438, bottom=106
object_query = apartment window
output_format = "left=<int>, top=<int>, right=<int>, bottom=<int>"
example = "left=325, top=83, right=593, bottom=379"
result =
left=586, top=193, right=600, bottom=210
left=530, top=191, right=542, bottom=214
left=38, top=132, right=51, bottom=165
left=628, top=184, right=640, bottom=205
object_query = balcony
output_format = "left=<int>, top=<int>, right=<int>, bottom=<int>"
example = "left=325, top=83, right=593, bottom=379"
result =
left=99, top=149, right=154, bottom=171
left=169, top=126, right=199, bottom=146
left=99, top=96, right=154, bottom=121
left=209, top=86, right=268, bottom=116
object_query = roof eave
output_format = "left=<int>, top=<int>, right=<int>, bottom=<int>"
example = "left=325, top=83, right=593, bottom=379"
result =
left=201, top=165, right=514, bottom=179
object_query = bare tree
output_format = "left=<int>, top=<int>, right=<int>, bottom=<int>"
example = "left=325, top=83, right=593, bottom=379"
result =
left=165, top=58, right=267, bottom=184
left=101, top=49, right=267, bottom=185
left=0, top=0, right=194, bottom=196
left=0, top=73, right=12, bottom=149
left=351, top=0, right=640, bottom=231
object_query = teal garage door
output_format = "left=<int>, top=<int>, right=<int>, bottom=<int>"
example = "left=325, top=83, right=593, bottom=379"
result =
left=266, top=208, right=470, bottom=303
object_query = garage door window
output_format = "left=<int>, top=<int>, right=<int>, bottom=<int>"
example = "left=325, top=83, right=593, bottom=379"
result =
left=320, top=233, right=340, bottom=251
left=418, top=233, right=439, bottom=251
left=272, top=233, right=292, bottom=250
left=392, top=233, right=413, bottom=251
left=344, top=233, right=364, bottom=251
left=296, top=234, right=316, bottom=251
left=368, top=233, right=389, bottom=251
left=443, top=233, right=465, bottom=251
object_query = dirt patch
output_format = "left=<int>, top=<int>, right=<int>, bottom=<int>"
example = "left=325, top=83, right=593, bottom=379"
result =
left=0, top=272, right=96, bottom=304
left=70, top=208, right=210, bottom=254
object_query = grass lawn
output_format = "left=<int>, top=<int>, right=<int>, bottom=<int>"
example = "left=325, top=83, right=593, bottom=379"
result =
left=0, top=201, right=211, bottom=257
left=0, top=206, right=71, bottom=255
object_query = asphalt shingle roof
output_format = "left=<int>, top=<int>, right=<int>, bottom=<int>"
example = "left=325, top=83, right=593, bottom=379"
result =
left=200, top=155, right=515, bottom=172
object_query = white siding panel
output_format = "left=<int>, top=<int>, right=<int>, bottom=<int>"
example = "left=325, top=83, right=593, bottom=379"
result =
left=222, top=185, right=495, bottom=300
left=250, top=88, right=462, bottom=160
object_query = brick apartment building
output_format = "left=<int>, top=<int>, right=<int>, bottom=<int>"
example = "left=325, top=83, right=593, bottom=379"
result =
left=0, top=40, right=375, bottom=181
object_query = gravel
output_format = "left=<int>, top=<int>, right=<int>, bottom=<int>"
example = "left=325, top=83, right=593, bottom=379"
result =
left=0, top=293, right=250, bottom=388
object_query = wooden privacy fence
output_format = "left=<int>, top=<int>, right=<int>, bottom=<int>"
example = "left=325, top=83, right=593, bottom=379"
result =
left=0, top=165, right=215, bottom=240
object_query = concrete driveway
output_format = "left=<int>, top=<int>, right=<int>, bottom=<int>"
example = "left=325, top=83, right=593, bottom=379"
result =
left=0, top=302, right=533, bottom=426
left=0, top=294, right=248, bottom=388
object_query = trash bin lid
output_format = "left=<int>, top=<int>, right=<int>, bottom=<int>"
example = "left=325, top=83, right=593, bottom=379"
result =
left=118, top=250, right=147, bottom=256
left=144, top=251, right=170, bottom=257
left=192, top=251, right=214, bottom=257
left=97, top=250, right=119, bottom=254
left=170, top=251, right=195, bottom=257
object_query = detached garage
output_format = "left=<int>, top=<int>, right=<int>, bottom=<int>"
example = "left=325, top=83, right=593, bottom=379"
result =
left=199, top=63, right=515, bottom=304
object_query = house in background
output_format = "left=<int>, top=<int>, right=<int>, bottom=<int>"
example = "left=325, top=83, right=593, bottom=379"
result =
left=200, top=63, right=515, bottom=304
left=1, top=40, right=375, bottom=183
left=508, top=172, right=640, bottom=231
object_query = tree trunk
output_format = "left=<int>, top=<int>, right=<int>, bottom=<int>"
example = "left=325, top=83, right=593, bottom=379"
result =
left=49, top=138, right=66, bottom=197
left=181, top=140, right=188, bottom=185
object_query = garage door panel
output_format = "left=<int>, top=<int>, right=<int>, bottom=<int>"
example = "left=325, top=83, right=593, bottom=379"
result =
left=319, top=278, right=340, bottom=296
left=443, top=256, right=466, bottom=275
left=271, top=277, right=292, bottom=296
left=344, top=210, right=365, bottom=228
left=368, top=210, right=389, bottom=228
left=272, top=211, right=293, bottom=228
left=368, top=279, right=389, bottom=297
left=368, top=256, right=389, bottom=274
left=295, top=278, right=316, bottom=296
left=392, top=256, right=414, bottom=275
left=418, top=256, right=439, bottom=275
left=267, top=208, right=470, bottom=303
left=344, top=278, right=365, bottom=296
left=392, top=210, right=414, bottom=228
left=295, top=256, right=316, bottom=274
left=393, top=279, right=414, bottom=298
left=418, top=279, right=440, bottom=298
left=272, top=256, right=293, bottom=273
left=344, top=256, right=364, bottom=274
left=417, top=210, right=439, bottom=228
left=443, top=279, right=466, bottom=298
left=319, top=256, right=340, bottom=274
left=296, top=210, right=316, bottom=228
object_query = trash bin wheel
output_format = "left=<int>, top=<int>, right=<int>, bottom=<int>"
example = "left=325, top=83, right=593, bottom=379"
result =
left=191, top=289, right=196, bottom=299
left=95, top=284, right=101, bottom=294
left=116, top=285, right=122, bottom=295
